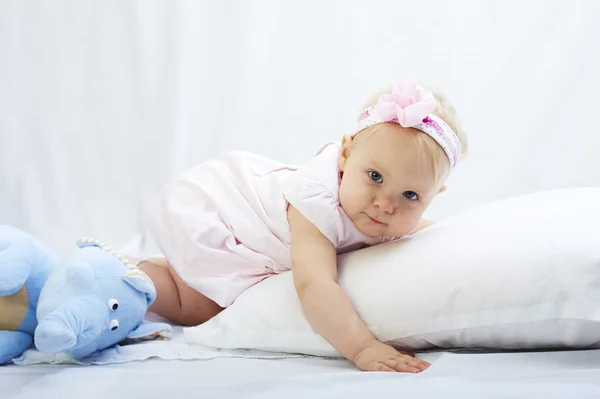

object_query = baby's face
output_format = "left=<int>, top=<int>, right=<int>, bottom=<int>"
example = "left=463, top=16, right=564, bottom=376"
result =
left=338, top=124, right=450, bottom=238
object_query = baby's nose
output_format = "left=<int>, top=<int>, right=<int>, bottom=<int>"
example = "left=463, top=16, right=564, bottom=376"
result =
left=375, top=196, right=396, bottom=214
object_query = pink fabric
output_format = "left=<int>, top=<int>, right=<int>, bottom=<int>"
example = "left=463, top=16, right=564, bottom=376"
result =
left=354, top=80, right=462, bottom=169
left=147, top=143, right=390, bottom=307
left=372, top=80, right=438, bottom=127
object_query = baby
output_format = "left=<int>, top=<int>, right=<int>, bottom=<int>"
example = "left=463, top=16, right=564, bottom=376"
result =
left=138, top=80, right=468, bottom=373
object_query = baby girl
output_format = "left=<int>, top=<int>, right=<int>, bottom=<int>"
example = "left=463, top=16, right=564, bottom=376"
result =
left=138, top=80, right=468, bottom=373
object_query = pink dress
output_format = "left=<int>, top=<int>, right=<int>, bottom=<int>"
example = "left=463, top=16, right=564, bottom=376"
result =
left=147, top=143, right=392, bottom=307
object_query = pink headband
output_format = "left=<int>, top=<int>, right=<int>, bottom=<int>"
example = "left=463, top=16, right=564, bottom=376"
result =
left=352, top=80, right=461, bottom=169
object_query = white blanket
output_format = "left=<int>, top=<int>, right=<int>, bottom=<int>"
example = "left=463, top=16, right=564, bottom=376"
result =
left=12, top=314, right=305, bottom=366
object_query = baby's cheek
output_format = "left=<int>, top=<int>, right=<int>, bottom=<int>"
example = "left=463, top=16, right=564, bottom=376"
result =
left=338, top=187, right=352, bottom=210
left=339, top=184, right=360, bottom=213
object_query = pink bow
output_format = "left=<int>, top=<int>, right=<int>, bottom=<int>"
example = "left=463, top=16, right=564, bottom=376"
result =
left=375, top=80, right=438, bottom=127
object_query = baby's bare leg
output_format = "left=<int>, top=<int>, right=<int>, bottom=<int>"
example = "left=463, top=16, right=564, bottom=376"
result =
left=138, top=258, right=224, bottom=326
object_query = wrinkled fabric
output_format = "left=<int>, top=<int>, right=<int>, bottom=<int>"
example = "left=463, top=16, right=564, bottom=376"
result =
left=147, top=143, right=387, bottom=307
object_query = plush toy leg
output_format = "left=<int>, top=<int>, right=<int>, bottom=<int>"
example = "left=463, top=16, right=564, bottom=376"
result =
left=0, top=330, right=33, bottom=365
left=0, top=240, right=34, bottom=295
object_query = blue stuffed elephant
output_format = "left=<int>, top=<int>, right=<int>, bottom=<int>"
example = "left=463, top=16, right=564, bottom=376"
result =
left=0, top=225, right=171, bottom=364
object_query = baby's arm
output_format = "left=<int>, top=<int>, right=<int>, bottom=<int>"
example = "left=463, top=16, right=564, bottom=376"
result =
left=287, top=205, right=430, bottom=373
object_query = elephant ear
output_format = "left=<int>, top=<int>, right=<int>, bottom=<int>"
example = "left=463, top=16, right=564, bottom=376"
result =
left=122, top=269, right=157, bottom=307
left=126, top=322, right=171, bottom=342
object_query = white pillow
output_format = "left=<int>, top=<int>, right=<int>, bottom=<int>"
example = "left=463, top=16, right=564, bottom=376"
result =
left=184, top=188, right=600, bottom=357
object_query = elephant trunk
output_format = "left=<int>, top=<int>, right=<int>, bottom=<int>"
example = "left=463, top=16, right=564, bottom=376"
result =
left=34, top=295, right=108, bottom=354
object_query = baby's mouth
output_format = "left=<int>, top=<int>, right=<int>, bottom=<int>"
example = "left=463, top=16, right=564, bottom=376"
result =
left=367, top=214, right=385, bottom=225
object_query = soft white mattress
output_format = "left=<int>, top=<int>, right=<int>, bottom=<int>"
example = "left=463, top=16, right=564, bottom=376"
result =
left=3, top=348, right=600, bottom=399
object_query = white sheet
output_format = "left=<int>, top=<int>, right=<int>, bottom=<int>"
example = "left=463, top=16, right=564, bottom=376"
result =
left=6, top=311, right=600, bottom=397
left=3, top=349, right=600, bottom=399
left=11, top=313, right=304, bottom=366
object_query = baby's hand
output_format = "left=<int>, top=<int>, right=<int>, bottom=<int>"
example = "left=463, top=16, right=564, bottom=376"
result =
left=352, top=340, right=430, bottom=373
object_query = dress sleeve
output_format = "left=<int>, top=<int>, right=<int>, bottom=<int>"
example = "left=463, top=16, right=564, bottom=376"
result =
left=282, top=143, right=344, bottom=247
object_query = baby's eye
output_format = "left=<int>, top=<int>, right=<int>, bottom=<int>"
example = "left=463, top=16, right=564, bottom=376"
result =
left=403, top=191, right=419, bottom=201
left=368, top=171, right=383, bottom=183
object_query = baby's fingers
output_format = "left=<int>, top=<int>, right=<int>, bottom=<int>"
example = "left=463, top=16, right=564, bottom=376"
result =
left=387, top=360, right=421, bottom=373
left=413, top=357, right=431, bottom=369
left=375, top=363, right=397, bottom=372
left=389, top=357, right=429, bottom=373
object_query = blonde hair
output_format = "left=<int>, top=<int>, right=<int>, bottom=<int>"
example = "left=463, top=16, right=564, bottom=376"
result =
left=352, top=84, right=468, bottom=177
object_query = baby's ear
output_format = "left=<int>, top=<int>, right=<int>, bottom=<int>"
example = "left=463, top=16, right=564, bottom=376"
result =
left=338, top=134, right=353, bottom=172
left=341, top=134, right=353, bottom=147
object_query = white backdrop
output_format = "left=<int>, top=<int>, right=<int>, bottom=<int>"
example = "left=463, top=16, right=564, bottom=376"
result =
left=1, top=0, right=599, bottom=255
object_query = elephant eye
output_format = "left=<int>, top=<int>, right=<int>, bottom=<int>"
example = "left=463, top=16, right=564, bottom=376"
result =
left=109, top=319, right=120, bottom=331
left=108, top=298, right=119, bottom=311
